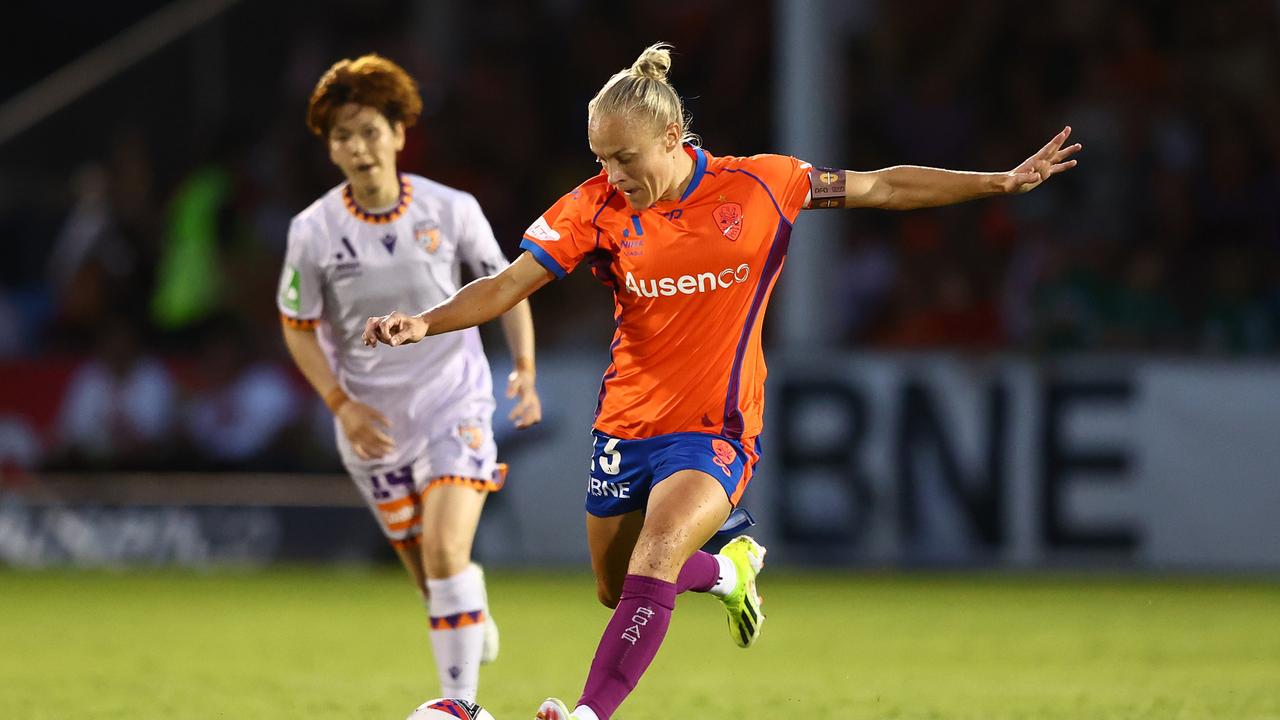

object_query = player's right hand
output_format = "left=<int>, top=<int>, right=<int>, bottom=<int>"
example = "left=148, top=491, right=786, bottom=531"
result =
left=363, top=311, right=428, bottom=347
left=336, top=400, right=395, bottom=460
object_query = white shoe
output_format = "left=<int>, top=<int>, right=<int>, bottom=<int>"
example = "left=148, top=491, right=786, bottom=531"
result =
left=534, top=697, right=578, bottom=720
left=471, top=562, right=500, bottom=665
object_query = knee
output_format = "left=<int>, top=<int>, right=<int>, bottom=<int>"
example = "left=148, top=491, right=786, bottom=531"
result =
left=419, top=529, right=470, bottom=578
left=627, top=537, right=684, bottom=581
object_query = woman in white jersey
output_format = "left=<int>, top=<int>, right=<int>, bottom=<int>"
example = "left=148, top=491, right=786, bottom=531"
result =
left=276, top=54, right=541, bottom=703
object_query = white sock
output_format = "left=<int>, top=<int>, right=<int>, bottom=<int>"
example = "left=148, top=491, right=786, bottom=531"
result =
left=426, top=565, right=487, bottom=702
left=573, top=705, right=601, bottom=720
left=709, top=554, right=737, bottom=597
left=468, top=562, right=491, bottom=614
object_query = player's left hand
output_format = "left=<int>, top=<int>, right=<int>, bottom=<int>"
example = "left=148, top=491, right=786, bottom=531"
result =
left=1001, top=125, right=1082, bottom=194
left=506, top=365, right=542, bottom=429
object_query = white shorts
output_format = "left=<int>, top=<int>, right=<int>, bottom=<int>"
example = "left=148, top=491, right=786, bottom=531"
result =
left=341, top=402, right=505, bottom=544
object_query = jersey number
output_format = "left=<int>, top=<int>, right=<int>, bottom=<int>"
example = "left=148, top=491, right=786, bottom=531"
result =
left=598, top=438, right=622, bottom=476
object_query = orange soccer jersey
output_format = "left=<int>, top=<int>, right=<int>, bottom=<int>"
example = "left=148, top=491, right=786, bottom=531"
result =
left=520, top=145, right=812, bottom=441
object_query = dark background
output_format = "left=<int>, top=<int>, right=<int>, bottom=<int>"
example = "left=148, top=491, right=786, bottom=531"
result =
left=1, top=0, right=1277, bottom=474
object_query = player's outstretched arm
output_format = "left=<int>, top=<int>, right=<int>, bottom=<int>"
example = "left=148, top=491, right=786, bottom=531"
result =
left=363, top=252, right=554, bottom=348
left=806, top=125, right=1082, bottom=211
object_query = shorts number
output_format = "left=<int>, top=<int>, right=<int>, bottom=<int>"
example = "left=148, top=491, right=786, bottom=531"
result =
left=598, top=438, right=622, bottom=476
left=370, top=464, right=414, bottom=500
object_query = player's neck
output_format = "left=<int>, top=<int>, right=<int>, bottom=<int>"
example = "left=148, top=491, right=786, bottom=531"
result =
left=349, top=172, right=401, bottom=211
left=662, top=146, right=696, bottom=203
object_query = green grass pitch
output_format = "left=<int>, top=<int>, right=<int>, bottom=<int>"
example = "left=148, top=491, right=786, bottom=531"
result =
left=1, top=568, right=1277, bottom=719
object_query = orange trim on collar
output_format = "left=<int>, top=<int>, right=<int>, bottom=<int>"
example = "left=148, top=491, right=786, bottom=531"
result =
left=342, top=175, right=413, bottom=224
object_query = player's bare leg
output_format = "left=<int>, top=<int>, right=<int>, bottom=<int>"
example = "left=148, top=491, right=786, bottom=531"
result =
left=639, top=476, right=766, bottom=648
left=585, top=509, right=645, bottom=608
left=585, top=483, right=748, bottom=609
left=409, top=482, right=493, bottom=702
left=627, top=469, right=731, bottom=580
left=420, top=481, right=498, bottom=656
left=419, top=483, right=486, bottom=579
left=393, top=535, right=428, bottom=593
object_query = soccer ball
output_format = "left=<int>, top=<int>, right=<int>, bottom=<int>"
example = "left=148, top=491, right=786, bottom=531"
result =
left=405, top=697, right=496, bottom=720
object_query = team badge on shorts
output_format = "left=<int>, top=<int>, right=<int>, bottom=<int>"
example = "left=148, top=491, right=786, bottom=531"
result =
left=414, top=220, right=442, bottom=253
left=457, top=423, right=485, bottom=451
left=711, top=438, right=737, bottom=476
left=712, top=202, right=744, bottom=241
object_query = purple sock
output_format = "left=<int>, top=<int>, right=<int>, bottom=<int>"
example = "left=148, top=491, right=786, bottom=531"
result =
left=675, top=550, right=719, bottom=594
left=577, top=574, right=676, bottom=720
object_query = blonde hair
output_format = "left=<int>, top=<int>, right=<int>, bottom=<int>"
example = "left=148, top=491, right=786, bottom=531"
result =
left=588, top=43, right=698, bottom=145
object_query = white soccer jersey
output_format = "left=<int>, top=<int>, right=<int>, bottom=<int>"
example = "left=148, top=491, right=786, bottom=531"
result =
left=277, top=173, right=510, bottom=486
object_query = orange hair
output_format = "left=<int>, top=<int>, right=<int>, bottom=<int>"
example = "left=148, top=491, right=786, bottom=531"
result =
left=306, top=54, right=423, bottom=137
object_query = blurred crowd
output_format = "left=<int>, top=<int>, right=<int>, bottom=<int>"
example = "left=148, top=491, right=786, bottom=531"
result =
left=833, top=0, right=1280, bottom=352
left=1, top=0, right=1277, bottom=472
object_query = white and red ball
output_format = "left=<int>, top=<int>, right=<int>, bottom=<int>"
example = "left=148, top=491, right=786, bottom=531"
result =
left=405, top=697, right=496, bottom=720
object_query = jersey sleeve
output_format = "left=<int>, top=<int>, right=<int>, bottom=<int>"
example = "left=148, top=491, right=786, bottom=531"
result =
left=456, top=193, right=510, bottom=277
left=518, top=185, right=601, bottom=279
left=277, top=216, right=324, bottom=328
left=745, top=154, right=813, bottom=223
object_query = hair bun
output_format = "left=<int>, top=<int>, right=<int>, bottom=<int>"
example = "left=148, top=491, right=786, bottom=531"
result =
left=588, top=41, right=696, bottom=146
left=630, top=42, right=673, bottom=82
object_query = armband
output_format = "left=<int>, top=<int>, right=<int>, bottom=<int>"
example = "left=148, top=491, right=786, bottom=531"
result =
left=808, top=167, right=847, bottom=209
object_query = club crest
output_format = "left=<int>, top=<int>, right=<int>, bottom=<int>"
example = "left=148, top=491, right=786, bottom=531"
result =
left=457, top=423, right=485, bottom=451
left=712, top=438, right=737, bottom=476
left=712, top=202, right=744, bottom=241
left=414, top=221, right=442, bottom=254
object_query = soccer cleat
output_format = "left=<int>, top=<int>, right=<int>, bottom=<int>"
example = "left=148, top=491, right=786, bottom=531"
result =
left=718, top=535, right=767, bottom=649
left=471, top=562, right=500, bottom=665
left=534, top=697, right=578, bottom=720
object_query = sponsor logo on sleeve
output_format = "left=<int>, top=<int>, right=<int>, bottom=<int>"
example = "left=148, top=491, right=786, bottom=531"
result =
left=524, top=216, right=560, bottom=242
left=280, top=266, right=301, bottom=313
